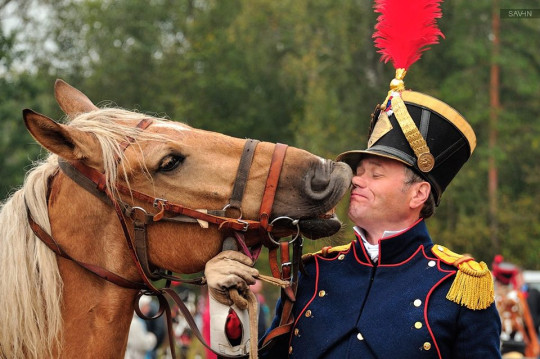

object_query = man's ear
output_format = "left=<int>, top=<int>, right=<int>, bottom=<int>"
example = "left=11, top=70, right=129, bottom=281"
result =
left=409, top=181, right=431, bottom=210
left=23, top=109, right=103, bottom=171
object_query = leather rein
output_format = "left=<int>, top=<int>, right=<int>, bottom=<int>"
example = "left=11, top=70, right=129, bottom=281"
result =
left=26, top=118, right=298, bottom=358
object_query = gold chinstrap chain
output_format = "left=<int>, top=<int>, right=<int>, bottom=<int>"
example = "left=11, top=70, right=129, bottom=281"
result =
left=391, top=95, right=435, bottom=172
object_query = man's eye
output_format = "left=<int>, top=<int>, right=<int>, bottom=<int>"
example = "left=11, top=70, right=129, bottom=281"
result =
left=158, top=155, right=185, bottom=172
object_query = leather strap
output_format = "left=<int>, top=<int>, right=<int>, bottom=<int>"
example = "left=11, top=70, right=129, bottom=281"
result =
left=119, top=118, right=154, bottom=153
left=58, top=142, right=289, bottom=237
left=259, top=143, right=288, bottom=246
left=58, top=159, right=111, bottom=203
left=263, top=236, right=303, bottom=345
left=262, top=322, right=293, bottom=344
left=268, top=247, right=281, bottom=279
left=60, top=158, right=228, bottom=227
left=26, top=203, right=145, bottom=290
left=228, top=139, right=260, bottom=211
left=278, top=241, right=295, bottom=322
left=280, top=241, right=291, bottom=281
left=60, top=159, right=266, bottom=233
left=133, top=220, right=162, bottom=280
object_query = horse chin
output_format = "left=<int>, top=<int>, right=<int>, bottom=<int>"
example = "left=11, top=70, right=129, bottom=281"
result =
left=298, top=214, right=342, bottom=240
left=270, top=214, right=343, bottom=240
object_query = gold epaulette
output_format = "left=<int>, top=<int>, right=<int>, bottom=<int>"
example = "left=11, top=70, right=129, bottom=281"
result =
left=431, top=245, right=494, bottom=310
left=302, top=243, right=352, bottom=261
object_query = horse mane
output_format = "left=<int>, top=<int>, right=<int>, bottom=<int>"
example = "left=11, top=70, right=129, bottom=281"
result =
left=0, top=108, right=167, bottom=358
left=0, top=155, right=63, bottom=359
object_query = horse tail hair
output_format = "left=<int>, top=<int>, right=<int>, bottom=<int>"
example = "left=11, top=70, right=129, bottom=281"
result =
left=0, top=155, right=63, bottom=359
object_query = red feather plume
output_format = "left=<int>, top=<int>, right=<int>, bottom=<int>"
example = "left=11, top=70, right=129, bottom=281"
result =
left=373, top=0, right=445, bottom=70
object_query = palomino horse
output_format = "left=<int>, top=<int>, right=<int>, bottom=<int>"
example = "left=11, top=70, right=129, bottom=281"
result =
left=0, top=80, right=352, bottom=359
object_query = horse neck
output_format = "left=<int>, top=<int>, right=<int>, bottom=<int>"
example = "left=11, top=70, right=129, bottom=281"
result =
left=58, top=258, right=138, bottom=358
left=48, top=173, right=140, bottom=279
left=48, top=174, right=141, bottom=357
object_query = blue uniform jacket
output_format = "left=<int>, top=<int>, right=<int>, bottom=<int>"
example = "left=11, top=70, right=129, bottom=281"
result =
left=260, top=220, right=501, bottom=358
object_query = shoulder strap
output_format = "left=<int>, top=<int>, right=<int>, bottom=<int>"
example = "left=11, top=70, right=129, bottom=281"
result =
left=431, top=245, right=494, bottom=310
left=305, top=243, right=352, bottom=259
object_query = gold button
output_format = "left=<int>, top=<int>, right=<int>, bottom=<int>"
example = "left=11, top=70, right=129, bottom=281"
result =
left=357, top=332, right=364, bottom=341
left=414, top=321, right=423, bottom=329
left=437, top=245, right=444, bottom=251
left=305, top=310, right=312, bottom=317
left=413, top=299, right=422, bottom=307
left=423, top=342, right=431, bottom=350
left=294, top=328, right=300, bottom=336
left=319, top=290, right=326, bottom=297
left=338, top=254, right=345, bottom=260
left=289, top=346, right=293, bottom=354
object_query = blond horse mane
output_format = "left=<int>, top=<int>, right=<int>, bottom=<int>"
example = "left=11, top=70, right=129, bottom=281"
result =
left=0, top=109, right=167, bottom=359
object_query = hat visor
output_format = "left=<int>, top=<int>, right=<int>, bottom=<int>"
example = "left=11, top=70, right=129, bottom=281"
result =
left=336, top=149, right=412, bottom=170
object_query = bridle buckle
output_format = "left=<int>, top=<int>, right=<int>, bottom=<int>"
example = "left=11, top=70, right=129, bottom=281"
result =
left=153, top=198, right=167, bottom=208
left=237, top=219, right=250, bottom=232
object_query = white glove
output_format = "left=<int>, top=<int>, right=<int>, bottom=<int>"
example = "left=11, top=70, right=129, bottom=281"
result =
left=204, top=250, right=259, bottom=306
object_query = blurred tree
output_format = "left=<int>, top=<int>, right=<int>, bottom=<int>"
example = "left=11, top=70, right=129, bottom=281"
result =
left=46, top=0, right=298, bottom=142
left=0, top=0, right=59, bottom=199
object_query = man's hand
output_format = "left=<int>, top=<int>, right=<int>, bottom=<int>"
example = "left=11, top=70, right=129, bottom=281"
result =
left=204, top=250, right=259, bottom=306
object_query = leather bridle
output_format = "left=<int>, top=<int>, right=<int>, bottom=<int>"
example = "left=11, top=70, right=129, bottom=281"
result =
left=26, top=118, right=300, bottom=358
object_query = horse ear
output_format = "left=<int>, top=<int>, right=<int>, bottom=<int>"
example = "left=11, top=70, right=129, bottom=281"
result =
left=23, top=109, right=103, bottom=170
left=54, top=79, right=99, bottom=117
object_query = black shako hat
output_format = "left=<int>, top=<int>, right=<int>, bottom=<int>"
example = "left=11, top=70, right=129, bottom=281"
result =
left=337, top=90, right=476, bottom=205
left=337, top=0, right=476, bottom=206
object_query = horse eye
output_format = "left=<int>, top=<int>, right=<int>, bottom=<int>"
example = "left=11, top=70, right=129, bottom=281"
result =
left=158, top=154, right=184, bottom=172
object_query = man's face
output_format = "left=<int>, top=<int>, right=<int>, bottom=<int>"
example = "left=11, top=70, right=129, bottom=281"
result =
left=348, top=155, right=413, bottom=231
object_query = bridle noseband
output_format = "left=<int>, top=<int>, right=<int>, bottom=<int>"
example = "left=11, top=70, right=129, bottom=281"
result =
left=26, top=118, right=298, bottom=358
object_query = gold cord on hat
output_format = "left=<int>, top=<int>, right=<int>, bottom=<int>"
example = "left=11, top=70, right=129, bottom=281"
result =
left=381, top=69, right=435, bottom=172
left=392, top=96, right=435, bottom=172
left=381, top=68, right=406, bottom=110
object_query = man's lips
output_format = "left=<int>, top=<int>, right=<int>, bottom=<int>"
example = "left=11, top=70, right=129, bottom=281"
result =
left=351, top=190, right=369, bottom=200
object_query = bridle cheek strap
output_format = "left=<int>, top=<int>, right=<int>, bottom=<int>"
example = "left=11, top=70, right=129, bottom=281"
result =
left=259, top=143, right=288, bottom=247
left=26, top=203, right=146, bottom=290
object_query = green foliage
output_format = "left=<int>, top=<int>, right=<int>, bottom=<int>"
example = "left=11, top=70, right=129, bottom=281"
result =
left=1, top=0, right=539, bottom=269
left=0, top=73, right=59, bottom=200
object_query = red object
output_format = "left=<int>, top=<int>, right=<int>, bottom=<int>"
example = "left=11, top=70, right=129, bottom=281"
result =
left=373, top=0, right=445, bottom=70
left=492, top=255, right=519, bottom=288
left=225, top=309, right=243, bottom=341
left=493, top=254, right=504, bottom=264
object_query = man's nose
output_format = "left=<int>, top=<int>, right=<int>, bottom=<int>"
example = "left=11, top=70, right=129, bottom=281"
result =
left=352, top=173, right=366, bottom=188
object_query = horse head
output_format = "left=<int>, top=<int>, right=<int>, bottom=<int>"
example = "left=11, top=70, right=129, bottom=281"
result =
left=24, top=80, right=352, bottom=275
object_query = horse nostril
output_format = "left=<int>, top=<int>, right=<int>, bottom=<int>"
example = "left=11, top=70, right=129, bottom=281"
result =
left=311, top=175, right=330, bottom=192
left=304, top=161, right=335, bottom=200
